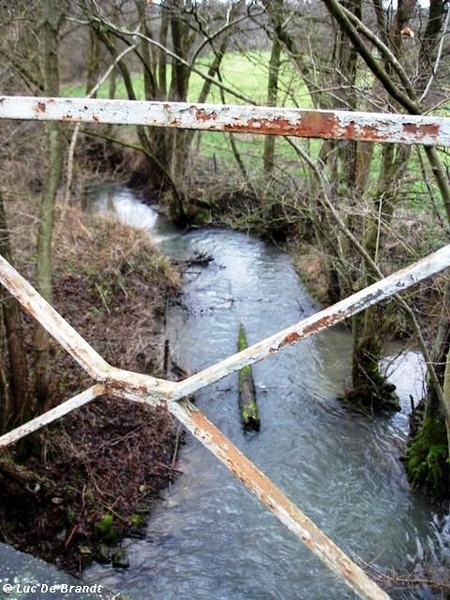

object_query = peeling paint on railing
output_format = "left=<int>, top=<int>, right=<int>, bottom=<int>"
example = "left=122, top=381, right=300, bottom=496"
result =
left=0, top=255, right=176, bottom=400
left=169, top=243, right=450, bottom=400
left=167, top=398, right=392, bottom=600
left=1, top=96, right=450, bottom=145
left=0, top=385, right=106, bottom=447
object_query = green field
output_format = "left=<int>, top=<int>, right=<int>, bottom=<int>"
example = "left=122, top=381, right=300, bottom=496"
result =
left=65, top=51, right=316, bottom=176
left=65, top=50, right=313, bottom=107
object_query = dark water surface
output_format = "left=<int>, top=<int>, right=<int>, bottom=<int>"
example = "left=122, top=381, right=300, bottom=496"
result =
left=85, top=189, right=449, bottom=600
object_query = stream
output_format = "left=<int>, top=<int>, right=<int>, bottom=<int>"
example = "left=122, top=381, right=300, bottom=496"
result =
left=85, top=186, right=449, bottom=599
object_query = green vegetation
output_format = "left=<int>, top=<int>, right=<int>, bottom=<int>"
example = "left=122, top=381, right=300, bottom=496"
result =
left=406, top=410, right=449, bottom=502
left=237, top=323, right=260, bottom=431
left=95, top=513, right=118, bottom=544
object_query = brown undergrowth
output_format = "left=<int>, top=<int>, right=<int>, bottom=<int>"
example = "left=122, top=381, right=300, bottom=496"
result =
left=0, top=202, right=182, bottom=575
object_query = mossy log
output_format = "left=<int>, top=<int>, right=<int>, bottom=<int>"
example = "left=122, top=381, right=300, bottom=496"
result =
left=237, top=324, right=260, bottom=431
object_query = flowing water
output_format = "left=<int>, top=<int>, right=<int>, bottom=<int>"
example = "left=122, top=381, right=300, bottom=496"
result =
left=85, top=188, right=449, bottom=599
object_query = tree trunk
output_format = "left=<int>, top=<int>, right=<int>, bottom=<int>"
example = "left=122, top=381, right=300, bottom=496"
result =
left=0, top=193, right=30, bottom=431
left=33, top=0, right=64, bottom=410
left=85, top=29, right=100, bottom=96
left=347, top=306, right=399, bottom=413
left=406, top=300, right=450, bottom=502
left=262, top=0, right=282, bottom=178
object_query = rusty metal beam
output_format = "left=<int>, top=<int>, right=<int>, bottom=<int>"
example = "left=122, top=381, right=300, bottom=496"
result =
left=166, top=398, right=391, bottom=600
left=1, top=96, right=450, bottom=145
left=169, top=243, right=450, bottom=400
left=89, top=385, right=393, bottom=599
left=0, top=255, right=176, bottom=400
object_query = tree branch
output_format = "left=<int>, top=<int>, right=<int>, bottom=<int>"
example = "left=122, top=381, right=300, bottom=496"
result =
left=321, top=0, right=420, bottom=113
left=77, top=9, right=257, bottom=105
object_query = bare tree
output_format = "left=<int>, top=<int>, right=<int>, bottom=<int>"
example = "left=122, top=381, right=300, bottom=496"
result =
left=319, top=0, right=449, bottom=496
left=77, top=0, right=253, bottom=224
left=0, top=192, right=30, bottom=431
left=33, top=0, right=66, bottom=408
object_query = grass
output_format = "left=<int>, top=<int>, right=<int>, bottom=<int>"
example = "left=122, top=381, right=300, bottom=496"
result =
left=65, top=50, right=313, bottom=107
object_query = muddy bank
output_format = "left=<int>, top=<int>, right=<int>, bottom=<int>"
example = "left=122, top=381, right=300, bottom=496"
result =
left=0, top=206, right=181, bottom=575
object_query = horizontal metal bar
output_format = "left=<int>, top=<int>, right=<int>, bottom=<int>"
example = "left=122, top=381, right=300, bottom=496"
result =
left=0, top=385, right=106, bottom=447
left=170, top=243, right=450, bottom=400
left=0, top=96, right=449, bottom=145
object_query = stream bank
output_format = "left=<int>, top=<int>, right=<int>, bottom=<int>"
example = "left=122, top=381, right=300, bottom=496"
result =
left=0, top=202, right=182, bottom=575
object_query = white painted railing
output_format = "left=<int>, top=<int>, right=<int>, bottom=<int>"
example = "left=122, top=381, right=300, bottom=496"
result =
left=1, top=96, right=449, bottom=145
left=2, top=97, right=450, bottom=600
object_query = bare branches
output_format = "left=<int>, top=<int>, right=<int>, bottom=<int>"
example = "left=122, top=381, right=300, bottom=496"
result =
left=78, top=3, right=257, bottom=105
left=322, top=0, right=420, bottom=113
left=64, top=42, right=138, bottom=207
left=419, top=2, right=450, bottom=103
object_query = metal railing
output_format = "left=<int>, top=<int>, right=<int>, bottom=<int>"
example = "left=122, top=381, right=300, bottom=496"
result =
left=1, top=97, right=450, bottom=600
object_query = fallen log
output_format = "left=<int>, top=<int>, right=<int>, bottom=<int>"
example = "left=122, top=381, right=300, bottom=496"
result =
left=237, top=324, right=260, bottom=431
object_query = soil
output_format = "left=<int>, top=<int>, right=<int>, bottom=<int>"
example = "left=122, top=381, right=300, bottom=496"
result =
left=0, top=206, right=183, bottom=575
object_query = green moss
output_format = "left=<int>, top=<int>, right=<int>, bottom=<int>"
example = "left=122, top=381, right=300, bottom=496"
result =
left=237, top=323, right=260, bottom=431
left=406, top=415, right=449, bottom=502
left=238, top=323, right=248, bottom=352
left=95, top=513, right=118, bottom=544
left=241, top=398, right=259, bottom=422
left=130, top=513, right=144, bottom=527
left=238, top=326, right=253, bottom=386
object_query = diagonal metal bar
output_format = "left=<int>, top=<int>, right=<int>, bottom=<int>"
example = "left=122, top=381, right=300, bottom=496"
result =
left=0, top=385, right=106, bottom=447
left=169, top=243, right=450, bottom=400
left=1, top=96, right=450, bottom=145
left=0, top=256, right=109, bottom=379
left=0, top=255, right=176, bottom=399
left=111, top=392, right=391, bottom=600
